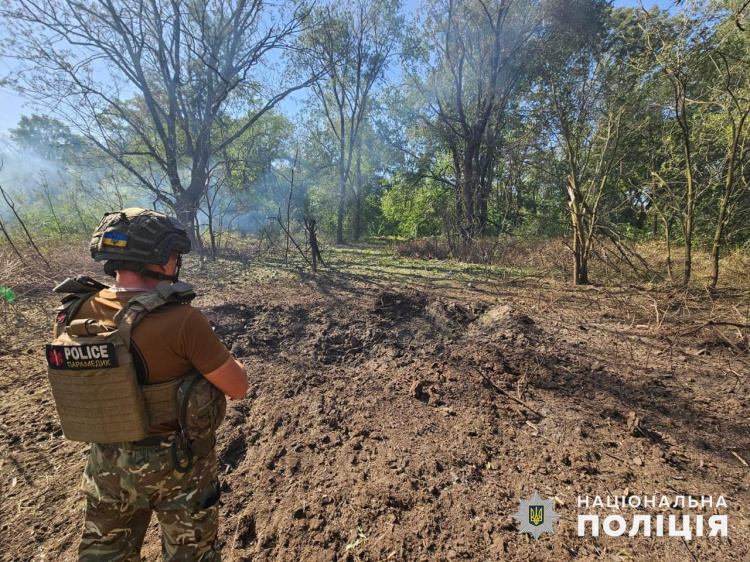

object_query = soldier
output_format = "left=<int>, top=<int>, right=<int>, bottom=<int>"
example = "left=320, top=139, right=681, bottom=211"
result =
left=49, top=208, right=247, bottom=561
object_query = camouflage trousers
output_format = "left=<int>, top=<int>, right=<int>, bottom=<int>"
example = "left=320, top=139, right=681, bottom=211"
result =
left=78, top=435, right=221, bottom=561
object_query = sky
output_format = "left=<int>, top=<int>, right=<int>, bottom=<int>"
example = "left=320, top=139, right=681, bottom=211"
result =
left=0, top=0, right=678, bottom=136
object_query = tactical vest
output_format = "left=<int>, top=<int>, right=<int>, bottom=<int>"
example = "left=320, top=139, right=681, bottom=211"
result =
left=46, top=276, right=197, bottom=443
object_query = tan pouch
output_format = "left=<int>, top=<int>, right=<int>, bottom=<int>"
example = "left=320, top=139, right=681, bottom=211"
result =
left=46, top=328, right=150, bottom=443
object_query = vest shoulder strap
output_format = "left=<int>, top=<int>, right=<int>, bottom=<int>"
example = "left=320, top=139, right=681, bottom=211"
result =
left=52, top=276, right=110, bottom=339
left=113, top=281, right=196, bottom=347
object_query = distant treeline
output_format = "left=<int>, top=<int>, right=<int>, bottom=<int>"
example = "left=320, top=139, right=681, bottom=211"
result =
left=1, top=0, right=749, bottom=286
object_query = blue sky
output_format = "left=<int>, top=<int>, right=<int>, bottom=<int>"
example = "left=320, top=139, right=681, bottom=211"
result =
left=0, top=0, right=677, bottom=135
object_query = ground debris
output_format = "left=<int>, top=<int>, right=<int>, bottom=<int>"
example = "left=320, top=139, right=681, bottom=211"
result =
left=4, top=257, right=750, bottom=560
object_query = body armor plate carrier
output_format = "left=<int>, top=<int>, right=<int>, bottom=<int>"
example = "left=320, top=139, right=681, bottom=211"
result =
left=46, top=276, right=200, bottom=444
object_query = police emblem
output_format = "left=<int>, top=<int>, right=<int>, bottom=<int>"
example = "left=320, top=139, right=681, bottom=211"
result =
left=512, top=491, right=560, bottom=540
left=529, top=505, right=544, bottom=526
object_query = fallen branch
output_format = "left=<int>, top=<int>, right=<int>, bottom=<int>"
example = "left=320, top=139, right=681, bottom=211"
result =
left=681, top=537, right=699, bottom=562
left=731, top=450, right=749, bottom=468
left=0, top=183, right=50, bottom=268
left=676, top=319, right=750, bottom=339
left=712, top=327, right=744, bottom=353
left=271, top=213, right=312, bottom=269
left=473, top=366, right=545, bottom=419
left=601, top=450, right=626, bottom=463
left=707, top=320, right=750, bottom=329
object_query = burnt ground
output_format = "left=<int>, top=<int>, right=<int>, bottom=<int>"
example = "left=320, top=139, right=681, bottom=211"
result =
left=2, top=245, right=750, bottom=561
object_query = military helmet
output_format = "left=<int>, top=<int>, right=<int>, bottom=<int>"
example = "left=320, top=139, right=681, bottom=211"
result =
left=90, top=207, right=191, bottom=265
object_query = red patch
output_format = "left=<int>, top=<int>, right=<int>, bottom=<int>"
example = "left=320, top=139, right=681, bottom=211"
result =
left=48, top=348, right=64, bottom=367
left=56, top=312, right=67, bottom=324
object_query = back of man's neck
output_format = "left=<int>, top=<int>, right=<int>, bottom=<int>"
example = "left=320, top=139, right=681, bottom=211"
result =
left=113, top=271, right=161, bottom=291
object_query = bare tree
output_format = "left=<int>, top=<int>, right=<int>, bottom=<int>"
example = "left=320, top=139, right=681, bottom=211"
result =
left=542, top=10, right=639, bottom=285
left=0, top=167, right=26, bottom=265
left=298, top=0, right=403, bottom=244
left=704, top=34, right=750, bottom=289
left=36, top=172, right=64, bottom=240
left=639, top=7, right=707, bottom=286
left=412, top=0, right=539, bottom=241
left=1, top=0, right=319, bottom=249
left=0, top=181, right=50, bottom=267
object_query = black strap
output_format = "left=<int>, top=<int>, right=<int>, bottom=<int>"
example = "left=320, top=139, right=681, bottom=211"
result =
left=139, top=268, right=179, bottom=282
left=171, top=435, right=195, bottom=473
left=171, top=371, right=203, bottom=473
left=139, top=253, right=183, bottom=282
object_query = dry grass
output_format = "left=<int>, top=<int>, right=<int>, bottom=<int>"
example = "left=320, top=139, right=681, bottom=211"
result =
left=393, top=235, right=750, bottom=291
left=0, top=237, right=94, bottom=295
left=4, top=235, right=750, bottom=293
left=393, top=236, right=569, bottom=276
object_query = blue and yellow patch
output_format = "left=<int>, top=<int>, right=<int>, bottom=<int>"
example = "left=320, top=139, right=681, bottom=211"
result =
left=102, top=232, right=128, bottom=247
left=529, top=505, right=544, bottom=526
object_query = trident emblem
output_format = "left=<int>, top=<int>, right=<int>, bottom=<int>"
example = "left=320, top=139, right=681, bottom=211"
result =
left=513, top=492, right=560, bottom=540
left=529, top=505, right=544, bottom=526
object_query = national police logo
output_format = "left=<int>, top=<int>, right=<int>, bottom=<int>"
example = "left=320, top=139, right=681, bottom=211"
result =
left=513, top=491, right=560, bottom=540
left=530, top=505, right=544, bottom=526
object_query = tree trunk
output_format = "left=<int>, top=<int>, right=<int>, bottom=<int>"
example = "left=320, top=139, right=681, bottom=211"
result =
left=567, top=176, right=588, bottom=285
left=683, top=152, right=695, bottom=287
left=305, top=218, right=323, bottom=273
left=462, top=154, right=476, bottom=239
left=207, top=209, right=217, bottom=261
left=337, top=155, right=347, bottom=245
left=665, top=214, right=674, bottom=285
left=670, top=85, right=696, bottom=288
left=709, top=112, right=747, bottom=290
left=353, top=137, right=363, bottom=243
left=709, top=177, right=733, bottom=290
left=353, top=192, right=362, bottom=243
left=572, top=227, right=589, bottom=285
left=578, top=247, right=588, bottom=285
left=175, top=195, right=203, bottom=257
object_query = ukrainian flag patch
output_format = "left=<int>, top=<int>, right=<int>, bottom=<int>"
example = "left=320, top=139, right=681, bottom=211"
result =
left=102, top=232, right=128, bottom=247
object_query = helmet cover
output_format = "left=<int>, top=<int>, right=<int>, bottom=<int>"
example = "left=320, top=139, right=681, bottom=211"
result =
left=90, top=207, right=191, bottom=265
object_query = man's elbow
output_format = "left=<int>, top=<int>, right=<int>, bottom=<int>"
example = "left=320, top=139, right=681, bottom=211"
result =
left=203, top=358, right=248, bottom=399
left=227, top=380, right=248, bottom=400
left=227, top=361, right=249, bottom=399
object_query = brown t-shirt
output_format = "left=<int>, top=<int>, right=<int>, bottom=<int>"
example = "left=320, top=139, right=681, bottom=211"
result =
left=74, top=288, right=231, bottom=433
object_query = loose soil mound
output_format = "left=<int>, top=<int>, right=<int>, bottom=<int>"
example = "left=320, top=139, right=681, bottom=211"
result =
left=1, top=270, right=749, bottom=561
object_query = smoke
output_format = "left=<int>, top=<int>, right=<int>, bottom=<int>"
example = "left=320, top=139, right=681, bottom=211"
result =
left=0, top=131, right=147, bottom=236
left=0, top=132, right=62, bottom=191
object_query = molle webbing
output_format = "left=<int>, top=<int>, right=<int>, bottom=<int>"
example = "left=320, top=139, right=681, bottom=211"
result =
left=46, top=331, right=150, bottom=443
left=47, top=279, right=196, bottom=443
left=142, top=378, right=183, bottom=426
left=52, top=276, right=109, bottom=340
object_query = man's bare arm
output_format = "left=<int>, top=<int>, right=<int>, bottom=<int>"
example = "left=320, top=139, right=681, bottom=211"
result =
left=203, top=357, right=248, bottom=399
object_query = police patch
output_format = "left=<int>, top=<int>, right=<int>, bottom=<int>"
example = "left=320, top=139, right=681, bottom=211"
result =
left=102, top=232, right=128, bottom=247
left=45, top=343, right=118, bottom=370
